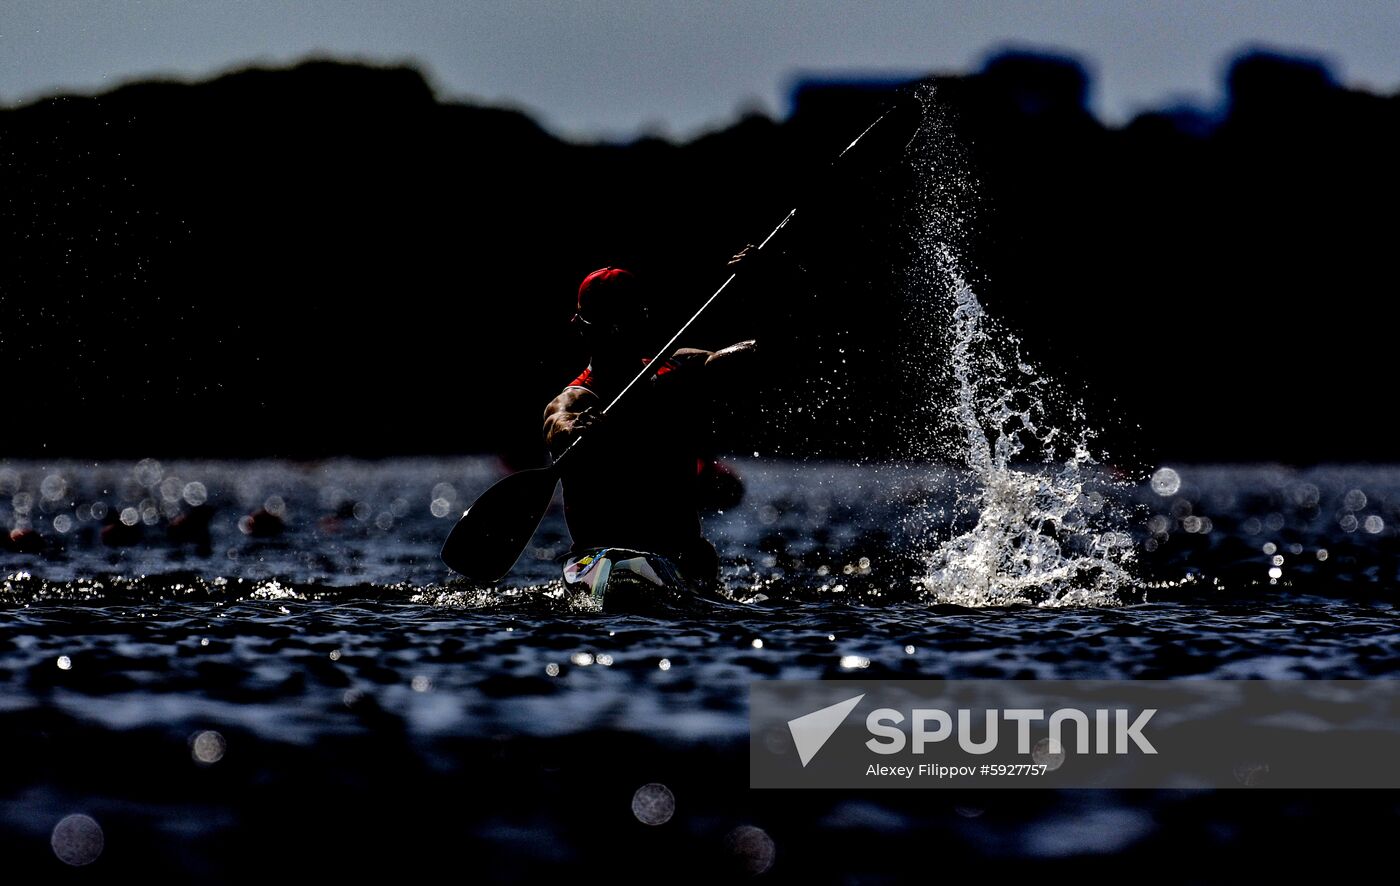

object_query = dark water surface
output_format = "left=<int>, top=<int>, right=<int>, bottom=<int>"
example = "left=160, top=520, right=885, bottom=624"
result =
left=2, top=458, right=1397, bottom=880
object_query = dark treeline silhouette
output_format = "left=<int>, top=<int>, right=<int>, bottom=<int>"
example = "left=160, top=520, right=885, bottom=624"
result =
left=2, top=51, right=1395, bottom=465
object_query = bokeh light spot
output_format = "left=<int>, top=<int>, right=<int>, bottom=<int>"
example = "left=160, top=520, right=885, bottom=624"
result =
left=725, top=825, right=776, bottom=875
left=1150, top=467, right=1181, bottom=496
left=630, top=783, right=675, bottom=826
left=51, top=814, right=104, bottom=866
left=1033, top=737, right=1065, bottom=770
left=192, top=730, right=226, bottom=764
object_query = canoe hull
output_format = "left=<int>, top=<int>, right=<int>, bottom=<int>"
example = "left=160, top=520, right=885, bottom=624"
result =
left=563, top=547, right=696, bottom=612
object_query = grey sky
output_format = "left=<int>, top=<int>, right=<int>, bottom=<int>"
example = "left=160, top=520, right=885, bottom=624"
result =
left=3, top=1, right=1398, bottom=139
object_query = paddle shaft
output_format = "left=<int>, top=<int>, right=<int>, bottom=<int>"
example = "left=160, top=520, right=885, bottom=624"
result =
left=442, top=98, right=920, bottom=577
left=551, top=107, right=912, bottom=467
left=553, top=106, right=908, bottom=469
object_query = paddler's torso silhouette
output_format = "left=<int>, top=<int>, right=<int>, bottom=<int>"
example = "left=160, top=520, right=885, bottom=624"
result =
left=542, top=260, right=761, bottom=585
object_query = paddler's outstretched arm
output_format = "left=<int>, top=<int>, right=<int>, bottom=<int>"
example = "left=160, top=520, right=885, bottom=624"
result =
left=701, top=339, right=758, bottom=384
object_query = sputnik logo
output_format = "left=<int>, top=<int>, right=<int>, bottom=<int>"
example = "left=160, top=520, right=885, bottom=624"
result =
left=787, top=694, right=865, bottom=766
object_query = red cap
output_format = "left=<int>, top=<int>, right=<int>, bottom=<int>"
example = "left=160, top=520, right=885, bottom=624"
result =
left=577, top=267, right=641, bottom=315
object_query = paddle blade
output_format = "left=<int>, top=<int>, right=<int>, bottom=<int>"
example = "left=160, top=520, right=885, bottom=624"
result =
left=834, top=94, right=924, bottom=172
left=440, top=467, right=559, bottom=581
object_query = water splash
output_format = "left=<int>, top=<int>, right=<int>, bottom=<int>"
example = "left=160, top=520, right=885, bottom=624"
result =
left=921, top=270, right=1138, bottom=606
left=414, top=580, right=602, bottom=612
left=900, top=87, right=1139, bottom=607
